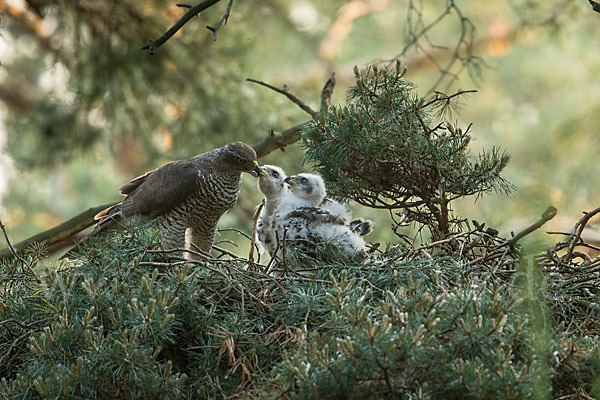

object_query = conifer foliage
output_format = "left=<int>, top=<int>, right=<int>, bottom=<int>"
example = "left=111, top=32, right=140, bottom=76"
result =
left=303, top=63, right=514, bottom=238
left=2, top=226, right=600, bottom=398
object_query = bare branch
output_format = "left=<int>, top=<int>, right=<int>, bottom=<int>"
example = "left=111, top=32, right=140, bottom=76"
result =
left=501, top=206, right=558, bottom=249
left=250, top=72, right=338, bottom=157
left=246, top=78, right=317, bottom=118
left=141, top=0, right=222, bottom=54
left=206, top=0, right=234, bottom=41
left=564, top=207, right=600, bottom=263
left=381, top=0, right=481, bottom=94
left=253, top=123, right=306, bottom=159
left=248, top=199, right=264, bottom=269
left=319, top=72, right=336, bottom=115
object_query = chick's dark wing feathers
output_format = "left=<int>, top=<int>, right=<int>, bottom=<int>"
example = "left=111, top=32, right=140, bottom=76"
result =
left=286, top=207, right=346, bottom=226
left=120, top=160, right=201, bottom=218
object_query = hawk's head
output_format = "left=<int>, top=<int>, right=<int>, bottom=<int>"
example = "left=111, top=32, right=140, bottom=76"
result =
left=219, top=142, right=261, bottom=177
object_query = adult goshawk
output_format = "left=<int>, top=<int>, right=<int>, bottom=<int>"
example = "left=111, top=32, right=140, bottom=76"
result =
left=94, top=142, right=260, bottom=256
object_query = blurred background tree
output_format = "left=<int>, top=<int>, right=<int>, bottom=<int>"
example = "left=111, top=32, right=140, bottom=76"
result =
left=0, top=0, right=597, bottom=251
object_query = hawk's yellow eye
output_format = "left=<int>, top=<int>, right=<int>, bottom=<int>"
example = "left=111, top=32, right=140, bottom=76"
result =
left=237, top=158, right=245, bottom=164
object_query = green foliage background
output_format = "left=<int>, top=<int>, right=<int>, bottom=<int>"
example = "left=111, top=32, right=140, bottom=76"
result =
left=2, top=1, right=600, bottom=398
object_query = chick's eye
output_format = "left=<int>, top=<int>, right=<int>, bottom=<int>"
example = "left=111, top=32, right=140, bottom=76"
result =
left=300, top=178, right=308, bottom=184
left=272, top=171, right=279, bottom=178
left=236, top=158, right=245, bottom=164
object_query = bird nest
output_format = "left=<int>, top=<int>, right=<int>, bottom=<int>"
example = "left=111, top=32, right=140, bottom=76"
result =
left=539, top=207, right=600, bottom=335
left=1, top=208, right=600, bottom=398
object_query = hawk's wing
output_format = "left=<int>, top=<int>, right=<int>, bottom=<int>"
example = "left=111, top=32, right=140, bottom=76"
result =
left=119, top=169, right=155, bottom=195
left=120, top=160, right=203, bottom=218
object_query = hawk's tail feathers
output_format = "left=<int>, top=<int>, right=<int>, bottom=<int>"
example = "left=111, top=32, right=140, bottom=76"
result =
left=348, top=218, right=374, bottom=237
left=90, top=203, right=123, bottom=236
left=60, top=203, right=123, bottom=260
left=94, top=203, right=120, bottom=221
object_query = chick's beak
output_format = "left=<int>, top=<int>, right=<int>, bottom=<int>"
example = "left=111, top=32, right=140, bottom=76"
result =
left=249, top=160, right=261, bottom=178
left=284, top=176, right=296, bottom=186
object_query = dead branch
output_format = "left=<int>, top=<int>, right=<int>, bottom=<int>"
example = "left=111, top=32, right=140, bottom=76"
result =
left=250, top=72, right=336, bottom=157
left=249, top=199, right=264, bottom=269
left=141, top=0, right=223, bottom=53
left=564, top=207, right=600, bottom=263
left=503, top=205, right=558, bottom=249
left=319, top=73, right=336, bottom=115
left=246, top=79, right=317, bottom=118
left=252, top=123, right=305, bottom=158
left=206, top=0, right=234, bottom=40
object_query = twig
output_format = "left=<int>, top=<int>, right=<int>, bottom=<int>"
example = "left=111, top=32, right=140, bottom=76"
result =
left=408, top=231, right=470, bottom=256
left=249, top=200, right=264, bottom=270
left=502, top=205, right=558, bottom=249
left=419, top=89, right=478, bottom=111
left=149, top=245, right=220, bottom=263
left=0, top=219, right=40, bottom=282
left=319, top=72, right=336, bottom=114
left=0, top=318, right=29, bottom=330
left=564, top=207, right=600, bottom=263
left=246, top=78, right=317, bottom=117
left=385, top=0, right=480, bottom=93
left=206, top=0, right=234, bottom=41
left=217, top=227, right=253, bottom=241
left=141, top=0, right=222, bottom=54
left=212, top=245, right=244, bottom=260
left=213, top=239, right=238, bottom=249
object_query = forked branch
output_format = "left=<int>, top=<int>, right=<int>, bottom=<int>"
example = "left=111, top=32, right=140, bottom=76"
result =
left=142, top=0, right=225, bottom=53
left=249, top=73, right=336, bottom=156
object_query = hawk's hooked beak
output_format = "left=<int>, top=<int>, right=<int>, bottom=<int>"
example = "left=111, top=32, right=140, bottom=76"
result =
left=249, top=160, right=261, bottom=178
left=284, top=175, right=297, bottom=187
